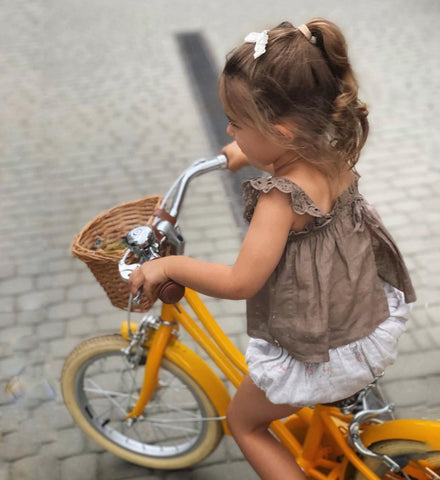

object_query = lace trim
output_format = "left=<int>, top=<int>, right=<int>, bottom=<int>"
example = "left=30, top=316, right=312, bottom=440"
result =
left=255, top=177, right=325, bottom=217
left=243, top=176, right=359, bottom=235
left=244, top=177, right=324, bottom=221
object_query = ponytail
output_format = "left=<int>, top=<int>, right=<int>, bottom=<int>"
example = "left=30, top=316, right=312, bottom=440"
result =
left=308, top=19, right=369, bottom=168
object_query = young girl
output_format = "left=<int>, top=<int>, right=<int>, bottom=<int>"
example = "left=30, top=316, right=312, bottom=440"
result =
left=129, top=19, right=416, bottom=480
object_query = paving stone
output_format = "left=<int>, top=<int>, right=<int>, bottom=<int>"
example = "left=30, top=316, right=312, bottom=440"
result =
left=47, top=301, right=83, bottom=321
left=427, top=304, right=440, bottom=326
left=47, top=258, right=78, bottom=274
left=0, top=432, right=40, bottom=462
left=41, top=428, right=85, bottom=459
left=36, top=272, right=78, bottom=290
left=0, top=341, right=14, bottom=358
left=97, top=452, right=154, bottom=480
left=164, top=461, right=258, bottom=480
left=41, top=358, right=65, bottom=384
left=95, top=310, right=130, bottom=331
left=0, top=464, right=9, bottom=480
left=0, top=262, right=16, bottom=280
left=17, top=289, right=63, bottom=312
left=381, top=378, right=430, bottom=412
left=11, top=455, right=60, bottom=480
left=383, top=350, right=440, bottom=382
left=0, top=277, right=34, bottom=296
left=32, top=402, right=74, bottom=431
left=10, top=334, right=39, bottom=352
left=66, top=283, right=103, bottom=301
left=49, top=337, right=83, bottom=359
left=0, top=296, right=14, bottom=313
left=16, top=309, right=46, bottom=325
left=36, top=320, right=66, bottom=340
left=0, top=357, right=28, bottom=382
left=427, top=325, right=440, bottom=349
left=84, top=298, right=114, bottom=316
left=0, top=402, right=31, bottom=435
left=60, top=454, right=97, bottom=480
left=0, top=313, right=15, bottom=328
left=16, top=261, right=48, bottom=277
left=65, top=316, right=96, bottom=337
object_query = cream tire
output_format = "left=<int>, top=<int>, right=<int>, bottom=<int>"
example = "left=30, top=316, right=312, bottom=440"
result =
left=61, top=335, right=223, bottom=469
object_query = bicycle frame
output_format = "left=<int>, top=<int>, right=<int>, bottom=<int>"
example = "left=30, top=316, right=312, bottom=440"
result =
left=117, top=287, right=440, bottom=480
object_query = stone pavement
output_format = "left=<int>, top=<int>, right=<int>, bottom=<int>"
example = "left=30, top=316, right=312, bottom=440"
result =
left=0, top=1, right=439, bottom=479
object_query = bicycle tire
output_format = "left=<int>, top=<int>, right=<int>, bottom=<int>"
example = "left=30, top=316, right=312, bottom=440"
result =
left=349, top=440, right=440, bottom=479
left=61, top=334, right=223, bottom=469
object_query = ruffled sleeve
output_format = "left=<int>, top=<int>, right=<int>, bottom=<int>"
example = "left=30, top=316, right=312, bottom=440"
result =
left=243, top=177, right=323, bottom=223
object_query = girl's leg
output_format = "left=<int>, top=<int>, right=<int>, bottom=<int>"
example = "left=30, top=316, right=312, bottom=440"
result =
left=227, top=375, right=305, bottom=480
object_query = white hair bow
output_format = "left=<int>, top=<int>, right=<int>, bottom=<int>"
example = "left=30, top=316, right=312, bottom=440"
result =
left=244, top=30, right=269, bottom=59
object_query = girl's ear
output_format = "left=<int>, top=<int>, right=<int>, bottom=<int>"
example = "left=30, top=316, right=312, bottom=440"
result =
left=274, top=123, right=295, bottom=139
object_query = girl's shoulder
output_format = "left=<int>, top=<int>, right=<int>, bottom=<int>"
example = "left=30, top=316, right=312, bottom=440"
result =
left=244, top=169, right=357, bottom=211
left=243, top=171, right=358, bottom=230
left=243, top=176, right=323, bottom=218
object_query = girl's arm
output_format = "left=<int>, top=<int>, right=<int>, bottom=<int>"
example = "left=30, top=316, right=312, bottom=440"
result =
left=128, top=188, right=295, bottom=301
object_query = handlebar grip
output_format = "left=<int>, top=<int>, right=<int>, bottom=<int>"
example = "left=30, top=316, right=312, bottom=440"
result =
left=157, top=279, right=185, bottom=304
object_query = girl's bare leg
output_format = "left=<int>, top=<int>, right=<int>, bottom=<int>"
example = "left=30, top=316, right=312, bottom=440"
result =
left=227, top=375, right=306, bottom=480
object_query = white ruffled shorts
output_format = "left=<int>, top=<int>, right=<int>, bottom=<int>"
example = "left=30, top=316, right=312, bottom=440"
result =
left=245, top=281, right=412, bottom=407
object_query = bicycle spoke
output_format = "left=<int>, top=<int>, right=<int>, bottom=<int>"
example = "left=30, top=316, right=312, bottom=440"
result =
left=84, top=387, right=131, bottom=399
left=85, top=361, right=203, bottom=435
left=159, top=402, right=201, bottom=418
left=141, top=418, right=200, bottom=434
left=120, top=360, right=140, bottom=409
left=85, top=378, right=128, bottom=417
left=126, top=419, right=147, bottom=443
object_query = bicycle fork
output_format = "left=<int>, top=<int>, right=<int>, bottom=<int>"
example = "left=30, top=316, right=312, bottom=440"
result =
left=121, top=304, right=177, bottom=423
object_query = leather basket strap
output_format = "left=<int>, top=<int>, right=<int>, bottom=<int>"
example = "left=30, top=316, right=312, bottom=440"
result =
left=154, top=208, right=177, bottom=226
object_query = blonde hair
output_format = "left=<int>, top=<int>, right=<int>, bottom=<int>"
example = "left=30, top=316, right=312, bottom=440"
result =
left=219, top=19, right=369, bottom=171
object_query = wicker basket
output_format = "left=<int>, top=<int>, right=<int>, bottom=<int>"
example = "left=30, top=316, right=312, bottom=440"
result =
left=71, top=195, right=163, bottom=312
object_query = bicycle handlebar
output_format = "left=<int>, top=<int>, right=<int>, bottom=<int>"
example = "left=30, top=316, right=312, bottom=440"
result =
left=159, top=154, right=228, bottom=219
left=118, top=154, right=228, bottom=304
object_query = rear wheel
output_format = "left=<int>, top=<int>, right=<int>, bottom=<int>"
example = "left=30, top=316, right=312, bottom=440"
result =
left=350, top=440, right=440, bottom=479
left=61, top=334, right=223, bottom=469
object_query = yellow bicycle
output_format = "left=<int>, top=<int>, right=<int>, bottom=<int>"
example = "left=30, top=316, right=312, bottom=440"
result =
left=62, top=156, right=440, bottom=479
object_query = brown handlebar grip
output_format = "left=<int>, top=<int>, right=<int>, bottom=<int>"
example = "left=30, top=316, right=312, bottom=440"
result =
left=157, top=279, right=185, bottom=304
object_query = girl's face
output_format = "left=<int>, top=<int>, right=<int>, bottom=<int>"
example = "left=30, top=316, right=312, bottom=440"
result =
left=226, top=118, right=286, bottom=170
left=221, top=78, right=294, bottom=170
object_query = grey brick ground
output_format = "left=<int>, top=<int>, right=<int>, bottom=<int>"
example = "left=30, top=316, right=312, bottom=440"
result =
left=0, top=1, right=439, bottom=479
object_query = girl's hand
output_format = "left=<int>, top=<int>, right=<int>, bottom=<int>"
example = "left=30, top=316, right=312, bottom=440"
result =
left=221, top=141, right=248, bottom=172
left=128, top=258, right=168, bottom=303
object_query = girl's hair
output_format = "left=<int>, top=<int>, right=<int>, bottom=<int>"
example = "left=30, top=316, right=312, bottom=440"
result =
left=219, top=19, right=369, bottom=171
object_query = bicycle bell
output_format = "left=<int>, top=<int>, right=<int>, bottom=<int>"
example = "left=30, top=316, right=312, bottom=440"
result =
left=118, top=226, right=160, bottom=282
left=124, top=226, right=160, bottom=260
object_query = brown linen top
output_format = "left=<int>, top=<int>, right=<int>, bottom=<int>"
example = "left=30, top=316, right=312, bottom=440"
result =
left=243, top=176, right=416, bottom=363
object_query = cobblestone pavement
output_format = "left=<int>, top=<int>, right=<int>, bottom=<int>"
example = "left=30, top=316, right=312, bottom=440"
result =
left=1, top=1, right=439, bottom=479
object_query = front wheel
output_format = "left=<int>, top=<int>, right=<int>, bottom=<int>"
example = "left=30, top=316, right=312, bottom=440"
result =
left=61, top=334, right=223, bottom=469
left=350, top=440, right=440, bottom=479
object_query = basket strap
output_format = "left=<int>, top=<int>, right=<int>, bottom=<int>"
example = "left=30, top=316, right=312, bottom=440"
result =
left=153, top=208, right=177, bottom=225
left=151, top=225, right=165, bottom=242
